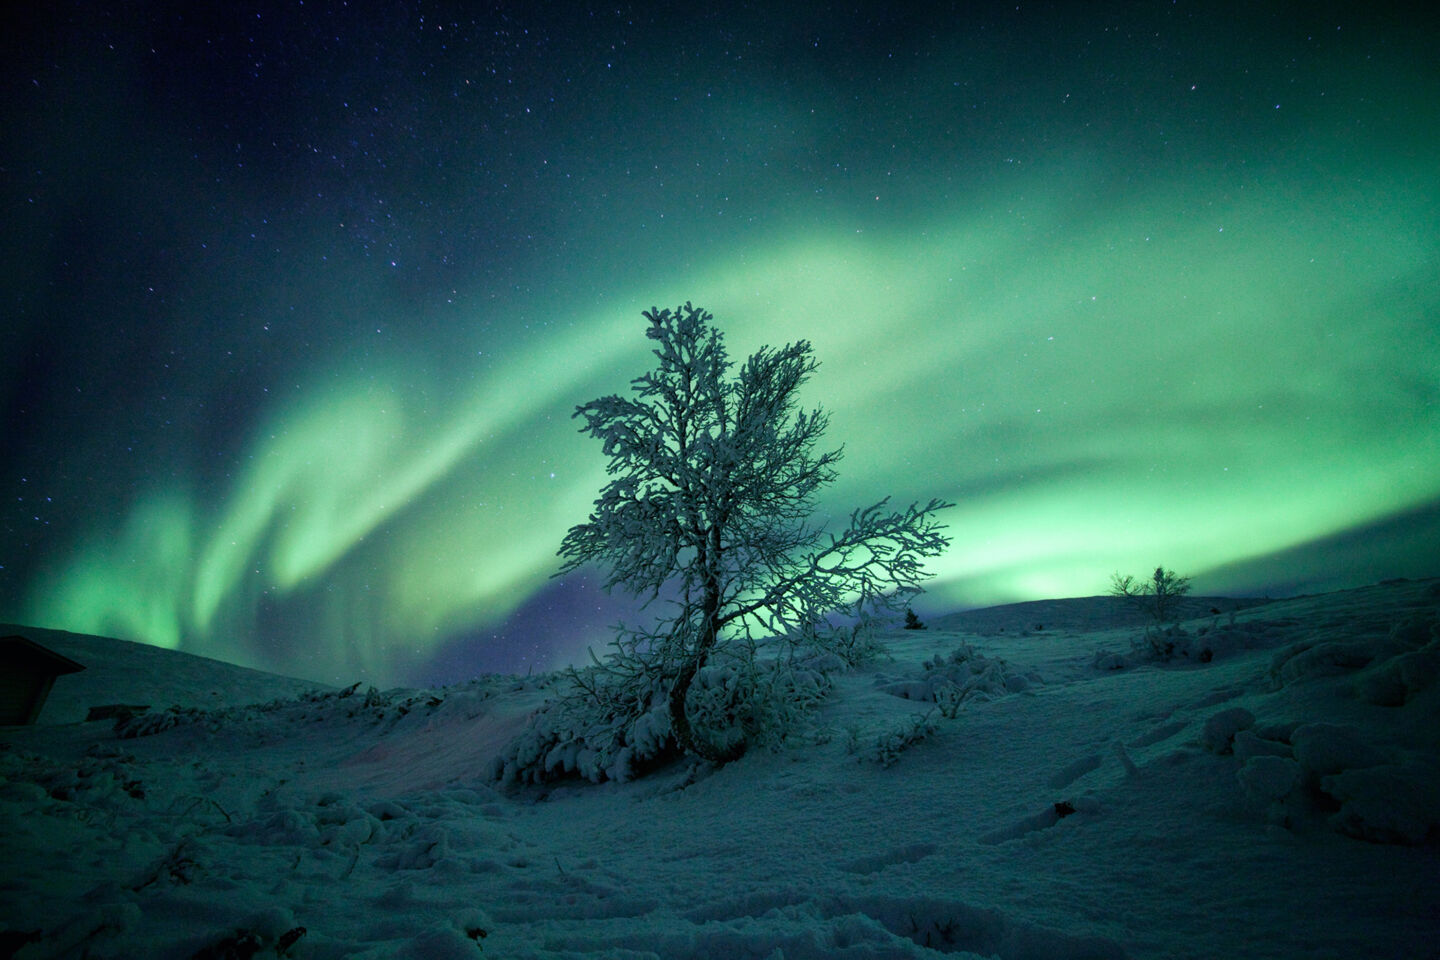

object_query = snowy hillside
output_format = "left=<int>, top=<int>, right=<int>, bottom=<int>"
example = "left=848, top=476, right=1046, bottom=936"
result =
left=0, top=624, right=333, bottom=726
left=2, top=579, right=1437, bottom=959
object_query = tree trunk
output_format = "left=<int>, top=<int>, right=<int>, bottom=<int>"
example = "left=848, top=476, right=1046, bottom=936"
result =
left=668, top=663, right=746, bottom=764
left=667, top=554, right=746, bottom=764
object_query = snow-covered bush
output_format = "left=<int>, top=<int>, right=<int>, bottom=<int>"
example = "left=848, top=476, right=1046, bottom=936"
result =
left=1093, top=618, right=1275, bottom=670
left=685, top=653, right=833, bottom=756
left=824, top=612, right=891, bottom=667
left=851, top=713, right=938, bottom=767
left=115, top=705, right=209, bottom=739
left=492, top=648, right=675, bottom=786
left=1130, top=622, right=1234, bottom=663
left=933, top=681, right=965, bottom=719
left=878, top=643, right=1030, bottom=712
left=494, top=648, right=837, bottom=786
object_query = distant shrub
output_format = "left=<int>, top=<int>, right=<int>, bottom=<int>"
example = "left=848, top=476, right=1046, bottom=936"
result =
left=903, top=609, right=927, bottom=630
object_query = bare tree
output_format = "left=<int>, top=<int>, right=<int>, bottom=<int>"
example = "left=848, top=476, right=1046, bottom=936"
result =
left=559, top=303, right=952, bottom=763
left=1110, top=566, right=1193, bottom=625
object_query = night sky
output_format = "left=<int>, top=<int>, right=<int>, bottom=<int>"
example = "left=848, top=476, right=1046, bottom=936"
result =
left=2, top=1, right=1437, bottom=687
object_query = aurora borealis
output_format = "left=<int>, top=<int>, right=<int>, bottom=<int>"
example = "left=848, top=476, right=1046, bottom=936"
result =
left=2, top=2, right=1437, bottom=687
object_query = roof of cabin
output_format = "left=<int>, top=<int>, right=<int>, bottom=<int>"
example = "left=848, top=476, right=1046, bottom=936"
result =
left=0, top=635, right=86, bottom=675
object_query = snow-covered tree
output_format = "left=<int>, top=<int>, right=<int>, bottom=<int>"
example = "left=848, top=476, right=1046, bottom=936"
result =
left=558, top=302, right=952, bottom=763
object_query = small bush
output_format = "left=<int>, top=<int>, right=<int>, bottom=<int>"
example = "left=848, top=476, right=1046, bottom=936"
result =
left=878, top=643, right=1028, bottom=707
left=850, top=713, right=938, bottom=766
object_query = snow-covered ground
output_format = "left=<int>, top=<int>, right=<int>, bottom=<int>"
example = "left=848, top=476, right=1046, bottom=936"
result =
left=2, top=579, right=1437, bottom=959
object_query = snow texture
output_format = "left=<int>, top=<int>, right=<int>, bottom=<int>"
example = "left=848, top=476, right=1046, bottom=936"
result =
left=2, top=579, right=1438, bottom=958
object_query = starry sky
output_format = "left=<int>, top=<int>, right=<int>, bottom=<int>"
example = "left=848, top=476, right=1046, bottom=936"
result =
left=2, top=1, right=1437, bottom=688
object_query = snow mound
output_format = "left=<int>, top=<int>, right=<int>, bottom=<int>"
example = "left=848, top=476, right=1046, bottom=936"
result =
left=1321, top=762, right=1440, bottom=845
left=1200, top=707, right=1254, bottom=754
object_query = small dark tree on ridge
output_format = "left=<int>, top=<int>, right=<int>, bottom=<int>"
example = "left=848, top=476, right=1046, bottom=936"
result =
left=1110, top=566, right=1193, bottom=625
left=558, top=303, right=952, bottom=763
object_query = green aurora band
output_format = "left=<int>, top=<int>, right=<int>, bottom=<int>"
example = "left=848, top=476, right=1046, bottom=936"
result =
left=22, top=154, right=1438, bottom=684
